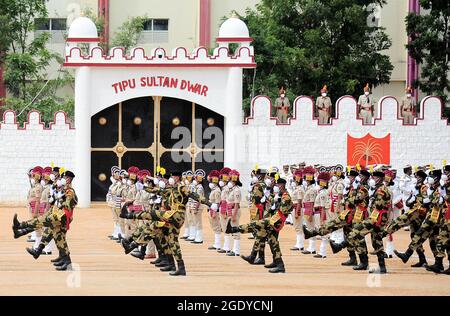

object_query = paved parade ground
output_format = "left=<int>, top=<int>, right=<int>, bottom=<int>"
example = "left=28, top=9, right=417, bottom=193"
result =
left=1, top=205, right=449, bottom=296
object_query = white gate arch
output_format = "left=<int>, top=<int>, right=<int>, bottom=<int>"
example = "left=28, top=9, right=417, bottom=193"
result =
left=65, top=16, right=256, bottom=207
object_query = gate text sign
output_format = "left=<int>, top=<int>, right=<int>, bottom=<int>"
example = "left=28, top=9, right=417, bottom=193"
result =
left=111, top=76, right=209, bottom=97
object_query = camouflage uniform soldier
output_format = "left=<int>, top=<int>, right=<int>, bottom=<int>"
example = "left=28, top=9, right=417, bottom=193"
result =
left=227, top=178, right=293, bottom=273
left=400, top=87, right=416, bottom=124
left=395, top=169, right=446, bottom=266
left=358, top=84, right=375, bottom=124
left=304, top=169, right=361, bottom=266
left=274, top=87, right=290, bottom=123
left=291, top=169, right=305, bottom=251
left=316, top=85, right=332, bottom=124
left=426, top=165, right=450, bottom=274
left=206, top=170, right=222, bottom=251
left=331, top=170, right=392, bottom=273
left=382, top=170, right=429, bottom=267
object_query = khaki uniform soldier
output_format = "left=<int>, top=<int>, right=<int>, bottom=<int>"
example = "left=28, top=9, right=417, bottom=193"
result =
left=191, top=169, right=206, bottom=244
left=27, top=167, right=43, bottom=244
left=316, top=85, right=332, bottom=124
left=382, top=170, right=429, bottom=267
left=302, top=166, right=318, bottom=254
left=314, top=172, right=333, bottom=258
left=427, top=165, right=450, bottom=274
left=227, top=177, right=293, bottom=273
left=206, top=170, right=222, bottom=250
left=331, top=170, right=392, bottom=273
left=274, top=87, right=290, bottom=123
left=225, top=170, right=242, bottom=256
left=400, top=87, right=416, bottom=124
left=395, top=169, right=446, bottom=266
left=185, top=171, right=198, bottom=241
left=36, top=167, right=55, bottom=255
left=181, top=171, right=193, bottom=239
left=123, top=166, right=139, bottom=238
left=114, top=170, right=127, bottom=241
left=107, top=166, right=121, bottom=240
left=291, top=169, right=306, bottom=251
left=358, top=84, right=375, bottom=124
left=217, top=168, right=232, bottom=253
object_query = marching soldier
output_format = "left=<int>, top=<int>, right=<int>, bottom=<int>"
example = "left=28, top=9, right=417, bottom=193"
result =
left=218, top=168, right=232, bottom=254
left=274, top=87, right=290, bottom=123
left=185, top=170, right=197, bottom=241
left=400, top=86, right=416, bottom=124
left=302, top=166, right=318, bottom=254
left=384, top=169, right=402, bottom=258
left=107, top=166, right=121, bottom=240
left=395, top=169, right=446, bottom=266
left=191, top=169, right=206, bottom=244
left=123, top=166, right=139, bottom=238
left=316, top=85, right=332, bottom=124
left=330, top=170, right=392, bottom=273
left=206, top=170, right=222, bottom=251
left=28, top=167, right=43, bottom=243
left=38, top=167, right=55, bottom=255
left=358, top=83, right=375, bottom=124
left=225, top=170, right=242, bottom=256
left=329, top=165, right=345, bottom=243
left=226, top=177, right=293, bottom=273
left=290, top=169, right=305, bottom=251
left=314, top=172, right=333, bottom=258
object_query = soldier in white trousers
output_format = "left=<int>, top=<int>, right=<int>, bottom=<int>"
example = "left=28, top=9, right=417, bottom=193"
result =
left=225, top=170, right=242, bottom=256
left=302, top=166, right=319, bottom=254
left=182, top=171, right=195, bottom=240
left=218, top=168, right=232, bottom=254
left=206, top=170, right=222, bottom=250
left=291, top=169, right=305, bottom=251
left=314, top=172, right=333, bottom=258
left=190, top=169, right=206, bottom=244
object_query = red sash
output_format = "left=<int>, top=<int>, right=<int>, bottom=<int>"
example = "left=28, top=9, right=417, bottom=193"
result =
left=64, top=208, right=73, bottom=230
left=129, top=205, right=143, bottom=212
left=220, top=200, right=227, bottom=215
left=39, top=202, right=48, bottom=215
left=256, top=203, right=264, bottom=219
left=330, top=191, right=338, bottom=213
left=294, top=203, right=301, bottom=217
left=29, top=201, right=39, bottom=214
left=273, top=210, right=287, bottom=232
left=394, top=200, right=404, bottom=209
left=375, top=210, right=388, bottom=227
left=303, top=202, right=314, bottom=216
left=445, top=203, right=450, bottom=221
left=346, top=209, right=356, bottom=224
left=226, top=203, right=235, bottom=217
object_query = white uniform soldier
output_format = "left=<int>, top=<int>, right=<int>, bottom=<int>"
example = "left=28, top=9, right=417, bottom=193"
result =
left=274, top=87, right=291, bottom=123
left=399, top=164, right=415, bottom=231
left=181, top=171, right=193, bottom=239
left=316, top=85, right=332, bottom=124
left=225, top=169, right=242, bottom=256
left=302, top=166, right=319, bottom=254
left=329, top=165, right=346, bottom=243
left=114, top=170, right=127, bottom=241
left=291, top=169, right=306, bottom=251
left=358, top=84, right=375, bottom=124
left=107, top=166, right=121, bottom=240
left=280, top=164, right=294, bottom=224
left=385, top=169, right=403, bottom=258
left=207, top=170, right=222, bottom=250
left=191, top=169, right=206, bottom=244
left=123, top=167, right=139, bottom=238
left=217, top=168, right=232, bottom=254
left=185, top=171, right=198, bottom=241
left=314, top=172, right=333, bottom=258
left=400, top=86, right=416, bottom=124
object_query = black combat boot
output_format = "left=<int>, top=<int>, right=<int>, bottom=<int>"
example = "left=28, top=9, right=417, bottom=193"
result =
left=411, top=249, right=428, bottom=267
left=353, top=253, right=369, bottom=270
left=160, top=255, right=176, bottom=272
left=121, top=238, right=138, bottom=255
left=369, top=252, right=387, bottom=274
left=51, top=253, right=63, bottom=263
left=341, top=250, right=358, bottom=266
left=426, top=257, right=444, bottom=274
left=14, top=227, right=34, bottom=239
left=264, top=256, right=277, bottom=269
left=268, top=258, right=285, bottom=273
left=225, top=220, right=239, bottom=234
left=169, top=260, right=186, bottom=276
left=155, top=254, right=169, bottom=267
left=26, top=244, right=45, bottom=259
left=240, top=251, right=257, bottom=264
left=303, top=225, right=318, bottom=239
left=394, top=248, right=413, bottom=264
left=253, top=250, right=265, bottom=265
left=12, top=213, right=22, bottom=230
left=330, top=240, right=347, bottom=254
left=55, top=255, right=72, bottom=271
left=131, top=245, right=147, bottom=260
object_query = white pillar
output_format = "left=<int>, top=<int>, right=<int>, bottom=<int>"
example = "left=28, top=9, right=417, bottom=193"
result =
left=74, top=67, right=91, bottom=208
left=224, top=67, right=243, bottom=170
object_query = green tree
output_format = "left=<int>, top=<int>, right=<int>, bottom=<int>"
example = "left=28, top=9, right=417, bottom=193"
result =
left=0, top=0, right=73, bottom=124
left=241, top=0, right=393, bottom=116
left=110, top=15, right=148, bottom=54
left=406, top=0, right=450, bottom=114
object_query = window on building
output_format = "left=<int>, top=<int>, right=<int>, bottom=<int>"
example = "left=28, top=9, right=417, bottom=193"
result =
left=140, top=19, right=169, bottom=43
left=34, top=18, right=67, bottom=43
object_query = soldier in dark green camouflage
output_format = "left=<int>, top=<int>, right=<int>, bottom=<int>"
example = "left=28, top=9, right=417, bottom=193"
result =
left=330, top=170, right=392, bottom=274
left=303, top=169, right=360, bottom=266
left=382, top=170, right=429, bottom=267
left=227, top=177, right=293, bottom=273
left=395, top=169, right=446, bottom=268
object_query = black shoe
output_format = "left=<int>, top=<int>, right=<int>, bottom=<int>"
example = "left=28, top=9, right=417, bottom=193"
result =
left=290, top=246, right=302, bottom=251
left=443, top=268, right=450, bottom=275
left=426, top=257, right=444, bottom=274
left=303, top=225, right=318, bottom=239
left=394, top=248, right=413, bottom=264
left=151, top=257, right=162, bottom=265
left=353, top=254, right=368, bottom=271
left=217, top=249, right=227, bottom=254
left=341, top=251, right=358, bottom=266
left=131, top=251, right=145, bottom=260
left=155, top=255, right=169, bottom=267
left=225, top=220, right=239, bottom=234
left=55, top=256, right=72, bottom=271
left=227, top=251, right=238, bottom=256
left=169, top=260, right=186, bottom=276
left=208, top=246, right=218, bottom=250
left=330, top=240, right=345, bottom=254
left=122, top=240, right=138, bottom=255
left=240, top=252, right=256, bottom=264
left=160, top=256, right=176, bottom=272
left=14, top=227, right=34, bottom=239
left=191, top=240, right=203, bottom=244
left=411, top=251, right=428, bottom=267
left=12, top=213, right=21, bottom=230
left=268, top=259, right=285, bottom=273
left=264, top=262, right=277, bottom=269
left=313, top=254, right=326, bottom=258
left=51, top=256, right=63, bottom=263
left=41, top=251, right=52, bottom=255
left=26, top=244, right=44, bottom=259
left=301, top=250, right=316, bottom=255
left=369, top=252, right=387, bottom=274
left=180, top=236, right=188, bottom=240
left=253, top=257, right=265, bottom=265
